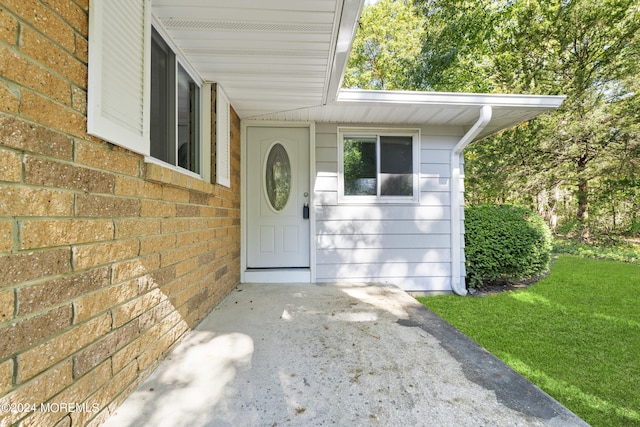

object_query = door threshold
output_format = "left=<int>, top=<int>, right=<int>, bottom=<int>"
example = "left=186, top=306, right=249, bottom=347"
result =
left=243, top=268, right=311, bottom=283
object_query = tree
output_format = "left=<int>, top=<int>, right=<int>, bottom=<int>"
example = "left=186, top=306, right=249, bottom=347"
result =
left=344, top=0, right=425, bottom=90
left=412, top=0, right=498, bottom=92
left=346, top=0, right=640, bottom=237
left=422, top=0, right=640, bottom=236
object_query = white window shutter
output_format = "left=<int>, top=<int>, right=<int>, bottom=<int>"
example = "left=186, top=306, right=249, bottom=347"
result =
left=216, top=86, right=231, bottom=187
left=87, top=0, right=151, bottom=156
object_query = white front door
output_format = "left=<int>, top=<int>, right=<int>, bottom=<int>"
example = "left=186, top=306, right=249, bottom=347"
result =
left=247, top=126, right=310, bottom=268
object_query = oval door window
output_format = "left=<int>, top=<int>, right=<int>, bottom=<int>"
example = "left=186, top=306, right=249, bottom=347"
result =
left=265, top=143, right=291, bottom=211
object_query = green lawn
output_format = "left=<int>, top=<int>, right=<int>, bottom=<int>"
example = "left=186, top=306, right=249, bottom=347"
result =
left=418, top=255, right=640, bottom=427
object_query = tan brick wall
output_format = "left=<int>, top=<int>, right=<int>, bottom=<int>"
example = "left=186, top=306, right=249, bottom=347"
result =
left=0, top=2, right=241, bottom=425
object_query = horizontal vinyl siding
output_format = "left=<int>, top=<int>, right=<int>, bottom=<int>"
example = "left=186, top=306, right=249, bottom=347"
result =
left=313, top=124, right=465, bottom=292
left=316, top=205, right=450, bottom=221
left=317, top=233, right=451, bottom=248
left=318, top=263, right=452, bottom=287
left=317, top=219, right=451, bottom=235
left=317, top=248, right=452, bottom=264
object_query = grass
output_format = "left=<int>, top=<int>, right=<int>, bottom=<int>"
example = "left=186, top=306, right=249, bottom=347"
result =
left=418, top=255, right=640, bottom=427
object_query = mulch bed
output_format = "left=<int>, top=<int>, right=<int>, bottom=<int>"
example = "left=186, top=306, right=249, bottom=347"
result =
left=467, top=274, right=547, bottom=296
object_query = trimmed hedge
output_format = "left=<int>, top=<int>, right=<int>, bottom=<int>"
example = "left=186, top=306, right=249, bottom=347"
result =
left=465, top=204, right=553, bottom=288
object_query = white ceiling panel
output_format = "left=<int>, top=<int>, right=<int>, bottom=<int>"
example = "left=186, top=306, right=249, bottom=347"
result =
left=152, top=1, right=563, bottom=138
left=152, top=0, right=361, bottom=118
left=154, top=0, right=339, bottom=12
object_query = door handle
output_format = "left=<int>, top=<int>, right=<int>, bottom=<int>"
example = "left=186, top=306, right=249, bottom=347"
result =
left=303, top=203, right=309, bottom=219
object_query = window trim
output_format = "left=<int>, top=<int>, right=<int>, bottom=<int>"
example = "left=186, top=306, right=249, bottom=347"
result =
left=338, top=127, right=420, bottom=204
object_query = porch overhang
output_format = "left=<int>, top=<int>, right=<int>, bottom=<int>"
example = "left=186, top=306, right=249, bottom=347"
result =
left=153, top=0, right=365, bottom=118
left=249, top=89, right=566, bottom=141
left=154, top=1, right=564, bottom=139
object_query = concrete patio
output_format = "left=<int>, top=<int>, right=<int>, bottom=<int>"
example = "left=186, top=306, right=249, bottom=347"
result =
left=102, top=283, right=588, bottom=427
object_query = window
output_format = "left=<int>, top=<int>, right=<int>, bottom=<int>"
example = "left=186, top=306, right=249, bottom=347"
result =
left=339, top=129, right=419, bottom=203
left=150, top=27, right=200, bottom=174
left=88, top=0, right=211, bottom=178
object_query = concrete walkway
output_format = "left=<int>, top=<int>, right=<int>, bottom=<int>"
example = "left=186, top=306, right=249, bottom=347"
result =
left=103, top=283, right=588, bottom=427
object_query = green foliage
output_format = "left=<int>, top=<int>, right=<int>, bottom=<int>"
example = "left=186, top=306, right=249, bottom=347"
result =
left=412, top=0, right=497, bottom=92
left=347, top=0, right=640, bottom=239
left=344, top=0, right=425, bottom=89
left=418, top=256, right=640, bottom=426
left=437, top=0, right=640, bottom=237
left=553, top=237, right=640, bottom=264
left=465, top=204, right=553, bottom=287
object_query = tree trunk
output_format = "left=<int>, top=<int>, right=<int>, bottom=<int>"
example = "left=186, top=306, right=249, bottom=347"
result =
left=575, top=152, right=590, bottom=240
left=575, top=151, right=589, bottom=223
left=576, top=177, right=590, bottom=241
left=576, top=179, right=589, bottom=221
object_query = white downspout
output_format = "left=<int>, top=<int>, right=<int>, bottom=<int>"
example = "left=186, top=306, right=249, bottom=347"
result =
left=450, top=105, right=492, bottom=295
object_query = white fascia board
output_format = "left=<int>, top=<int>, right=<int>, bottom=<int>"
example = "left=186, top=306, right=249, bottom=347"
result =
left=323, top=0, right=366, bottom=104
left=337, top=89, right=566, bottom=109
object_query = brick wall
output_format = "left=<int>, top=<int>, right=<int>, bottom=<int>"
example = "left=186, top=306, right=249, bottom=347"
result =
left=0, top=2, right=241, bottom=426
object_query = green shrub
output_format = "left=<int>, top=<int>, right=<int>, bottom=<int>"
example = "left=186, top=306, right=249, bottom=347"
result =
left=464, top=204, right=553, bottom=288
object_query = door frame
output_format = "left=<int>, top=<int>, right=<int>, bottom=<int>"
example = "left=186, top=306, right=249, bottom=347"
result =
left=240, top=120, right=316, bottom=283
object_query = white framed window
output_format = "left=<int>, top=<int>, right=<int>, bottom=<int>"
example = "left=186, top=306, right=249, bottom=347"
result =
left=150, top=26, right=201, bottom=175
left=88, top=1, right=212, bottom=180
left=338, top=128, right=420, bottom=203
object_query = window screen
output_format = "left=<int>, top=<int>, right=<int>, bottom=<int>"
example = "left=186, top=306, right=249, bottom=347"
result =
left=150, top=28, right=175, bottom=165
left=150, top=28, right=200, bottom=174
left=380, top=136, right=413, bottom=196
left=177, top=65, right=200, bottom=173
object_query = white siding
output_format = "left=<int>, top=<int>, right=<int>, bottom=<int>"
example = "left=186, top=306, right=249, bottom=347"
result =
left=313, top=123, right=466, bottom=292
